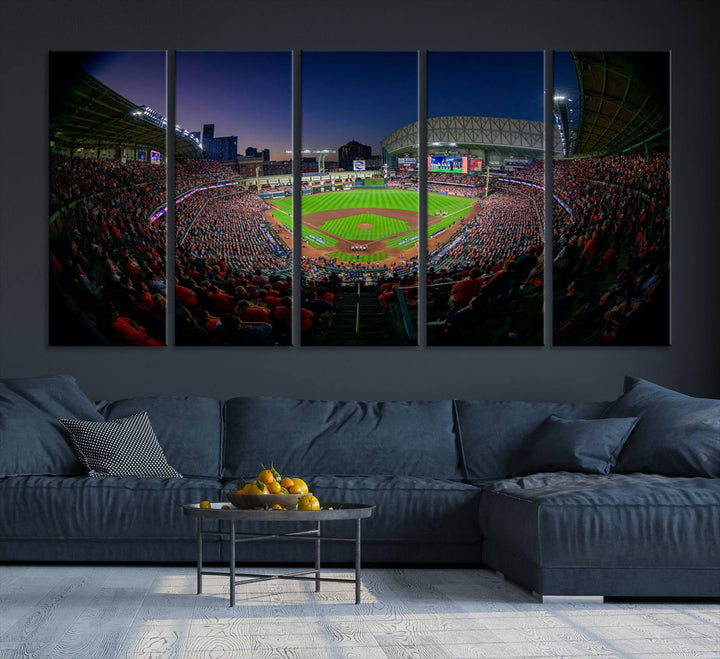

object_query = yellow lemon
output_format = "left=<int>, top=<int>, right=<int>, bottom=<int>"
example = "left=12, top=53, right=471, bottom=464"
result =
left=298, top=494, right=320, bottom=511
left=199, top=500, right=211, bottom=509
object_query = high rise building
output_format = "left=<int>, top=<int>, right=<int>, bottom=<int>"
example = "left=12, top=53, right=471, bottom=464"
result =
left=245, top=147, right=258, bottom=157
left=201, top=124, right=215, bottom=152
left=262, top=148, right=270, bottom=162
left=206, top=135, right=238, bottom=161
left=338, top=140, right=372, bottom=171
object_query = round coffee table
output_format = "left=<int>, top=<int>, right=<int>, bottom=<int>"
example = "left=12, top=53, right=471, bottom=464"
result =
left=182, top=502, right=375, bottom=606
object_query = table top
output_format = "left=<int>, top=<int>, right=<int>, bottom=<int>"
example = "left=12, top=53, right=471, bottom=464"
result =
left=183, top=502, right=374, bottom=522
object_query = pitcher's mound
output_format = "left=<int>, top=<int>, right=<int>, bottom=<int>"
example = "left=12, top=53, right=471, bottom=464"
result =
left=357, top=223, right=374, bottom=229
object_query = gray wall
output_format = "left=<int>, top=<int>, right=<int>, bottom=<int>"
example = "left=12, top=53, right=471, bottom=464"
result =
left=1, top=0, right=718, bottom=402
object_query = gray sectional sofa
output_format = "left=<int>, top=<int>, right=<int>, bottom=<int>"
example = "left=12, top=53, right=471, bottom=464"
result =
left=1, top=374, right=719, bottom=598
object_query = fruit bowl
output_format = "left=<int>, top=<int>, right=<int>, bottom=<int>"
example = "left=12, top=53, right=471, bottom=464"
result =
left=226, top=492, right=303, bottom=510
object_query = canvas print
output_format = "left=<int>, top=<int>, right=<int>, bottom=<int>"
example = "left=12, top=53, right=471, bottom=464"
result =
left=552, top=51, right=670, bottom=345
left=174, top=52, right=293, bottom=346
left=300, top=51, right=419, bottom=346
left=49, top=51, right=167, bottom=345
left=425, top=52, right=545, bottom=346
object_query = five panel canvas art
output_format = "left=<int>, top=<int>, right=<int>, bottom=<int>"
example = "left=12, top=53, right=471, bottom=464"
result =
left=49, top=51, right=670, bottom=347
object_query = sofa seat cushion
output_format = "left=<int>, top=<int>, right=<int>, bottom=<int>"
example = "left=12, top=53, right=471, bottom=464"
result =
left=454, top=400, right=611, bottom=482
left=0, top=476, right=222, bottom=541
left=221, top=475, right=483, bottom=544
left=0, top=375, right=104, bottom=477
left=99, top=396, right=223, bottom=479
left=224, top=397, right=462, bottom=480
left=478, top=472, right=720, bottom=569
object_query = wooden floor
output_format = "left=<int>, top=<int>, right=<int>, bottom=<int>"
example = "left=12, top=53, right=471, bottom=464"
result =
left=1, top=566, right=719, bottom=658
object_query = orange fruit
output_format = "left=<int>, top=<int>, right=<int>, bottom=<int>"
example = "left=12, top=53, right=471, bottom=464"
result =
left=298, top=494, right=320, bottom=511
left=280, top=476, right=294, bottom=490
left=199, top=500, right=211, bottom=509
left=245, top=480, right=268, bottom=495
left=267, top=480, right=283, bottom=494
left=257, top=468, right=275, bottom=484
left=271, top=504, right=286, bottom=510
left=289, top=478, right=309, bottom=494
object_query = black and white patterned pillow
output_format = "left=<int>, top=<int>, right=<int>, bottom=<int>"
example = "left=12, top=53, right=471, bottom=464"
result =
left=59, top=412, right=182, bottom=478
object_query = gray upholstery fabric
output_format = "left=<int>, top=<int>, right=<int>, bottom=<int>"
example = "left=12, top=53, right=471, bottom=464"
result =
left=482, top=539, right=720, bottom=597
left=479, top=472, right=720, bottom=569
left=607, top=376, right=720, bottom=477
left=224, top=397, right=462, bottom=480
left=0, top=375, right=103, bottom=477
left=454, top=400, right=611, bottom=482
left=0, top=475, right=223, bottom=544
left=101, top=396, right=223, bottom=478
left=221, top=475, right=482, bottom=544
left=515, top=415, right=639, bottom=476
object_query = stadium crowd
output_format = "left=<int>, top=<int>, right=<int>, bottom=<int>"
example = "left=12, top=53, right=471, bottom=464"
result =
left=174, top=189, right=293, bottom=345
left=551, top=153, right=669, bottom=345
left=426, top=186, right=544, bottom=345
left=50, top=155, right=168, bottom=345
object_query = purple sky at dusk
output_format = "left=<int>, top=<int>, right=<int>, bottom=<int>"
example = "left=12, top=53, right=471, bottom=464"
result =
left=176, top=51, right=292, bottom=160
left=302, top=52, right=418, bottom=156
left=82, top=51, right=166, bottom=114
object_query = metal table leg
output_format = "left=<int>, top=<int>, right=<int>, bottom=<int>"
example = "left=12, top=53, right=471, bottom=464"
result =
left=229, top=519, right=236, bottom=607
left=355, top=518, right=362, bottom=604
left=315, top=521, right=321, bottom=592
left=196, top=517, right=203, bottom=595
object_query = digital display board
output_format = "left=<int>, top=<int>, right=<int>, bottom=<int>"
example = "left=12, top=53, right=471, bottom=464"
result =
left=469, top=158, right=483, bottom=172
left=353, top=160, right=366, bottom=171
left=428, top=155, right=467, bottom=173
left=150, top=150, right=162, bottom=164
left=397, top=157, right=417, bottom=171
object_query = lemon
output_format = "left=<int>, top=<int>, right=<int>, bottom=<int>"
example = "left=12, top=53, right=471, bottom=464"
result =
left=199, top=500, right=211, bottom=509
left=298, top=494, right=320, bottom=511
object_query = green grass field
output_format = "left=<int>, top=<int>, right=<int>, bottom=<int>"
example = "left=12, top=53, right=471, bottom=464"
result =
left=319, top=214, right=412, bottom=241
left=267, top=190, right=474, bottom=258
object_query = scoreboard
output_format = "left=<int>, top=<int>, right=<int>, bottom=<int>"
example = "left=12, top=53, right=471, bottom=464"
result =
left=428, top=155, right=467, bottom=173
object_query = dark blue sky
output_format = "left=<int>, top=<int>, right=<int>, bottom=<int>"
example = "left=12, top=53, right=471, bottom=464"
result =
left=176, top=51, right=292, bottom=160
left=302, top=51, right=418, bottom=155
left=82, top=51, right=166, bottom=114
left=553, top=51, right=580, bottom=97
left=428, top=51, right=544, bottom=122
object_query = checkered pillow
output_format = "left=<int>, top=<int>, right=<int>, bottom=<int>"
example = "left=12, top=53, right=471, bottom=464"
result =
left=59, top=411, right=182, bottom=478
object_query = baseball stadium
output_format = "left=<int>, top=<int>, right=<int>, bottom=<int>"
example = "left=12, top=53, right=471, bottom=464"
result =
left=49, top=51, right=669, bottom=348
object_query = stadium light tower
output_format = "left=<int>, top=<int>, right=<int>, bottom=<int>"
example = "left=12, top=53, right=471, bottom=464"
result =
left=286, top=148, right=337, bottom=173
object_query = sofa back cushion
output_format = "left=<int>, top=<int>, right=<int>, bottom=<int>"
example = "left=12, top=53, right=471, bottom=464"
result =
left=224, top=397, right=461, bottom=480
left=0, top=374, right=103, bottom=477
left=100, top=396, right=223, bottom=479
left=454, top=399, right=611, bottom=482
left=606, top=376, right=720, bottom=477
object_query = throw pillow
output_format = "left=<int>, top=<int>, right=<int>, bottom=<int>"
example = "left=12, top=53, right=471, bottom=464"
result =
left=515, top=415, right=640, bottom=476
left=605, top=376, right=720, bottom=477
left=0, top=375, right=104, bottom=477
left=59, top=412, right=182, bottom=478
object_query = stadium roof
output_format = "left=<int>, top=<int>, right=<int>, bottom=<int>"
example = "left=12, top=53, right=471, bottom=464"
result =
left=571, top=51, right=670, bottom=156
left=381, top=116, right=561, bottom=157
left=49, top=59, right=201, bottom=158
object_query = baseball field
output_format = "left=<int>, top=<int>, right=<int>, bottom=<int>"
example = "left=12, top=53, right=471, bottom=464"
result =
left=267, top=189, right=476, bottom=264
